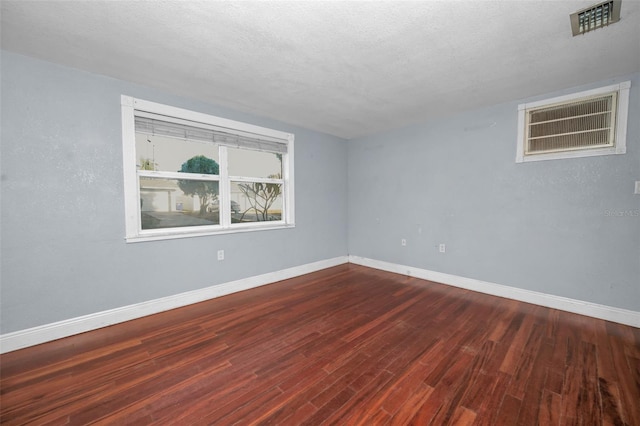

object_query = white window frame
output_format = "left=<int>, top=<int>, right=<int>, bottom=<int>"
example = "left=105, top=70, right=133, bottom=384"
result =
left=516, top=81, right=630, bottom=163
left=121, top=95, right=295, bottom=242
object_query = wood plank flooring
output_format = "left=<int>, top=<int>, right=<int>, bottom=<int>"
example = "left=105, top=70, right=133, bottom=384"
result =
left=1, top=264, right=639, bottom=425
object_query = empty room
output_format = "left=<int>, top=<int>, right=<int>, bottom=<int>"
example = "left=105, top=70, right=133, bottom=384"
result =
left=1, top=1, right=639, bottom=424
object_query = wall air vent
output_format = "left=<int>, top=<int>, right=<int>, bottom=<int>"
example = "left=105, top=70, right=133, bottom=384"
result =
left=516, top=82, right=630, bottom=163
left=570, top=0, right=621, bottom=36
left=525, top=92, right=617, bottom=155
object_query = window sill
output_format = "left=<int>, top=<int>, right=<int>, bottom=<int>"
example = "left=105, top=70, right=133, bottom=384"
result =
left=126, top=223, right=295, bottom=243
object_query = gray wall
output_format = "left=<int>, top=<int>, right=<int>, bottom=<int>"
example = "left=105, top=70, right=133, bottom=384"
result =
left=348, top=73, right=640, bottom=311
left=2, top=50, right=638, bottom=336
left=0, top=51, right=349, bottom=333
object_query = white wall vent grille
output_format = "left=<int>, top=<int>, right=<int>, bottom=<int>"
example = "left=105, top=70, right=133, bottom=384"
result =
left=570, top=0, right=621, bottom=36
left=526, top=93, right=617, bottom=155
left=516, top=81, right=630, bottom=163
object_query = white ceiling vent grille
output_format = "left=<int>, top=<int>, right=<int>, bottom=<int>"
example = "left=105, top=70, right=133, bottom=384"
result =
left=570, top=0, right=621, bottom=36
left=525, top=92, right=617, bottom=155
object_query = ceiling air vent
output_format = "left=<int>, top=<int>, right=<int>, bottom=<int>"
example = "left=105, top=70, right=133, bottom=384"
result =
left=570, top=0, right=621, bottom=36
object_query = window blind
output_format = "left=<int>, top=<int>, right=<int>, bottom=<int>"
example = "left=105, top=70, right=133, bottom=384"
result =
left=135, top=115, right=288, bottom=154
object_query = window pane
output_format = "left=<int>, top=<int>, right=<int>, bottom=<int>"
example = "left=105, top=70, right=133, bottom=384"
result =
left=231, top=181, right=283, bottom=223
left=228, top=147, right=282, bottom=178
left=140, top=177, right=219, bottom=229
left=135, top=133, right=219, bottom=174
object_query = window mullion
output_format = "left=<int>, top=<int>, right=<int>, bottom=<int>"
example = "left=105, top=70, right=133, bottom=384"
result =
left=219, top=145, right=230, bottom=228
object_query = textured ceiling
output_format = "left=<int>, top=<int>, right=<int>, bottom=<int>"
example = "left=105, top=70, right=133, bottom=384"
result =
left=1, top=0, right=639, bottom=139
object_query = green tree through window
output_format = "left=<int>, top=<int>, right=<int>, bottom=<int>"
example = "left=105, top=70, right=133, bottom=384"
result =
left=177, top=155, right=219, bottom=216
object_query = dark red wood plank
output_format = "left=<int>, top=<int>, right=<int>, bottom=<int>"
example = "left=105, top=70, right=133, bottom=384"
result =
left=1, top=264, right=638, bottom=426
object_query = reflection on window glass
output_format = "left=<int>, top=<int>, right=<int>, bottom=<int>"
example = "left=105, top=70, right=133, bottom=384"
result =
left=231, top=181, right=283, bottom=223
left=135, top=133, right=219, bottom=173
left=139, top=177, right=219, bottom=229
left=228, top=148, right=282, bottom=178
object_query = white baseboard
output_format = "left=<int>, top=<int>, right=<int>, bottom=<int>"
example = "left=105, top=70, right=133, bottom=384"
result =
left=0, top=256, right=349, bottom=354
left=349, top=255, right=640, bottom=328
left=3, top=254, right=637, bottom=354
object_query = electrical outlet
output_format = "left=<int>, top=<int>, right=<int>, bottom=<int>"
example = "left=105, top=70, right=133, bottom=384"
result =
left=439, top=243, right=446, bottom=253
left=401, top=239, right=407, bottom=246
left=635, top=181, right=640, bottom=194
left=217, top=250, right=224, bottom=261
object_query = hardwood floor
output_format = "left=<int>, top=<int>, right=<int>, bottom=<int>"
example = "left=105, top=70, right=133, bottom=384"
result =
left=1, top=264, right=639, bottom=425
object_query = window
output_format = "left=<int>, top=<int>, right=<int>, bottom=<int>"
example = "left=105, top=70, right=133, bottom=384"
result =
left=121, top=96, right=294, bottom=242
left=516, top=81, right=630, bottom=163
